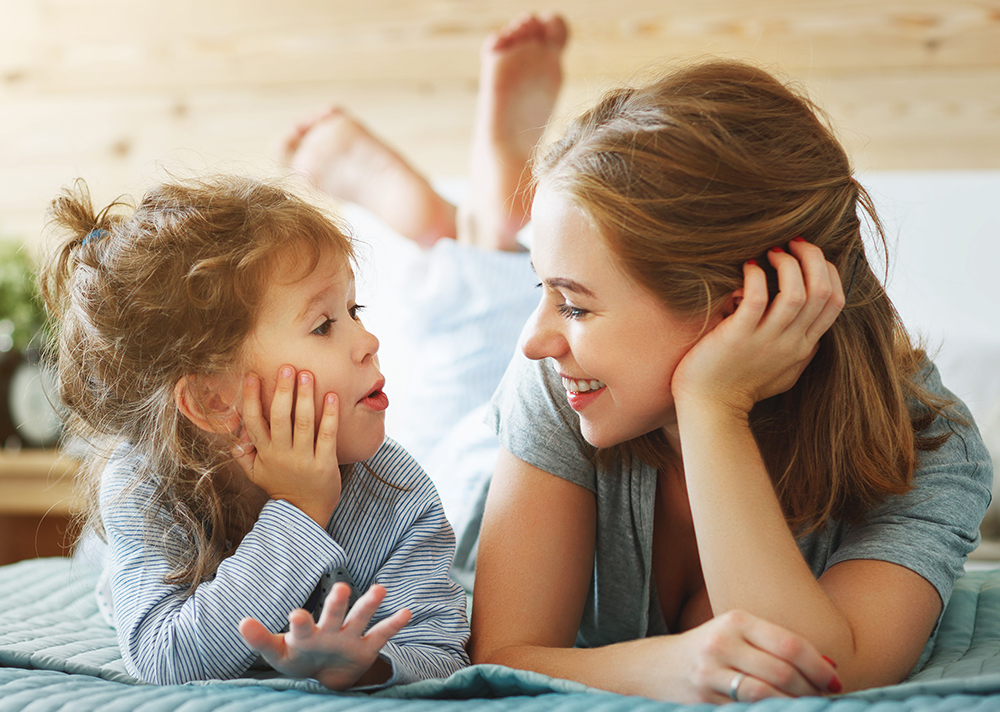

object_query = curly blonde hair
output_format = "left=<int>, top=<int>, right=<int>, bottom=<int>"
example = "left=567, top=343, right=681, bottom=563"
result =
left=40, top=175, right=355, bottom=589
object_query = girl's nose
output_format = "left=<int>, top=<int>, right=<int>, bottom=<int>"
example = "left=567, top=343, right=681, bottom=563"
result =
left=520, top=303, right=567, bottom=362
left=354, top=321, right=380, bottom=362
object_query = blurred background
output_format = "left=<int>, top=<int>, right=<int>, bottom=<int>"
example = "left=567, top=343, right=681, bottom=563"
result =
left=0, top=0, right=998, bottom=563
left=2, top=0, right=999, bottom=240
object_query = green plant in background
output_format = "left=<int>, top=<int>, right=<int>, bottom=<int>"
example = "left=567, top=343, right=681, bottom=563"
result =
left=0, top=240, right=45, bottom=353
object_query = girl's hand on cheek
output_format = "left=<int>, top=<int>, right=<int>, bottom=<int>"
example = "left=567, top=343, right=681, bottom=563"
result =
left=671, top=240, right=845, bottom=417
left=233, top=366, right=342, bottom=527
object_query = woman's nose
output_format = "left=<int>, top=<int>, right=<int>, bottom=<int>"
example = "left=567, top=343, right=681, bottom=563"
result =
left=520, top=303, right=567, bottom=362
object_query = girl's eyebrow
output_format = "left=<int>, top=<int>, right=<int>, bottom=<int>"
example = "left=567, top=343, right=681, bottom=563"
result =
left=297, top=286, right=336, bottom=323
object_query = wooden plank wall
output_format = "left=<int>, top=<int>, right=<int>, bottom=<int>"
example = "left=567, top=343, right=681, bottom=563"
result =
left=1, top=0, right=999, bottom=244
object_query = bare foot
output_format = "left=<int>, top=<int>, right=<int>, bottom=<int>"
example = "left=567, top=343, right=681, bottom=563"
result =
left=281, top=108, right=456, bottom=247
left=459, top=13, right=569, bottom=251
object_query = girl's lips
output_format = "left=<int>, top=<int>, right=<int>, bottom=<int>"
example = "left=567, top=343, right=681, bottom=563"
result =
left=359, top=379, right=388, bottom=411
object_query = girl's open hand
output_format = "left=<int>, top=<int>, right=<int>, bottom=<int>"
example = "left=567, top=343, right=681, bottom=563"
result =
left=239, top=583, right=412, bottom=690
left=671, top=239, right=845, bottom=417
left=233, top=365, right=341, bottom=527
left=668, top=609, right=840, bottom=703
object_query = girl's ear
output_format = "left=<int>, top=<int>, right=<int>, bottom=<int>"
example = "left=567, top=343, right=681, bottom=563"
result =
left=174, top=374, right=242, bottom=435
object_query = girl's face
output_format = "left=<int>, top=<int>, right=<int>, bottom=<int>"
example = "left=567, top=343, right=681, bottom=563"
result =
left=242, top=249, right=386, bottom=465
left=522, top=185, right=719, bottom=449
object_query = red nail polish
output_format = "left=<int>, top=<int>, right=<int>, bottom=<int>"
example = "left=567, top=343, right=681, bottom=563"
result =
left=746, top=259, right=758, bottom=266
left=792, top=236, right=806, bottom=242
left=770, top=246, right=784, bottom=253
left=827, top=675, right=842, bottom=694
left=822, top=655, right=838, bottom=669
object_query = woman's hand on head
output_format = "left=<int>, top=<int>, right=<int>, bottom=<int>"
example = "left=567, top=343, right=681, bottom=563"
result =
left=233, top=365, right=342, bottom=527
left=239, top=582, right=411, bottom=690
left=671, top=239, right=845, bottom=417
left=666, top=609, right=841, bottom=703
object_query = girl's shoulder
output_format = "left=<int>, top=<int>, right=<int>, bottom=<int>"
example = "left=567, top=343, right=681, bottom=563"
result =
left=358, top=436, right=438, bottom=495
left=98, top=443, right=157, bottom=509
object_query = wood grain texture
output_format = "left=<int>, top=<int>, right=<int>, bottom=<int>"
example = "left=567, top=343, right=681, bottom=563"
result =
left=1, top=0, right=999, bottom=240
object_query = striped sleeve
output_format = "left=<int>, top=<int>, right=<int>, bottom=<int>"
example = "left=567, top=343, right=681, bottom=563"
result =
left=329, top=438, right=471, bottom=686
left=102, top=458, right=345, bottom=685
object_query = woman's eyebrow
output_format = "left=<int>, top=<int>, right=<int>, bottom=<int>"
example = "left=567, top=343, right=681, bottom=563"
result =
left=545, top=277, right=595, bottom=298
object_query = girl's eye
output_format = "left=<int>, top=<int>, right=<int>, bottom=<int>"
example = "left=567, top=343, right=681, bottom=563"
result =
left=312, top=318, right=334, bottom=336
left=349, top=304, right=365, bottom=321
left=556, top=303, right=589, bottom=320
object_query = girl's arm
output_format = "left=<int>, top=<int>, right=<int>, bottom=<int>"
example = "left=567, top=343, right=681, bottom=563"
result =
left=244, top=439, right=472, bottom=687
left=470, top=448, right=836, bottom=703
left=670, top=240, right=945, bottom=691
left=104, top=477, right=349, bottom=685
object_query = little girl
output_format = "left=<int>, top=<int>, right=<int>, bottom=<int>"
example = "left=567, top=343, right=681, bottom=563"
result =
left=39, top=176, right=470, bottom=688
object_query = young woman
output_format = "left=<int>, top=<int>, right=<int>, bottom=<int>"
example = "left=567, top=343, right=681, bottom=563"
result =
left=468, top=60, right=993, bottom=703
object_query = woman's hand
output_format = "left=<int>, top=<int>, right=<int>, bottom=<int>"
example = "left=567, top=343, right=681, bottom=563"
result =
left=671, top=239, right=845, bottom=417
left=234, top=365, right=341, bottom=527
left=669, top=609, right=841, bottom=704
left=239, top=583, right=412, bottom=690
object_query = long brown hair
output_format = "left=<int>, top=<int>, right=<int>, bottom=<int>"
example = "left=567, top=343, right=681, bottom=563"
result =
left=40, top=175, right=355, bottom=588
left=535, top=60, right=953, bottom=532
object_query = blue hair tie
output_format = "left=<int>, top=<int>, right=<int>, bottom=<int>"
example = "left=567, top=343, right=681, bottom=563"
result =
left=82, top=229, right=108, bottom=246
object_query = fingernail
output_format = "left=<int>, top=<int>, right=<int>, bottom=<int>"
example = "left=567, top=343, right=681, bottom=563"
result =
left=326, top=393, right=336, bottom=405
left=822, top=655, right=838, bottom=669
left=792, top=236, right=806, bottom=242
left=770, top=246, right=784, bottom=253
left=827, top=675, right=842, bottom=694
left=281, top=366, right=293, bottom=378
left=746, top=259, right=758, bottom=266
left=299, top=371, right=311, bottom=384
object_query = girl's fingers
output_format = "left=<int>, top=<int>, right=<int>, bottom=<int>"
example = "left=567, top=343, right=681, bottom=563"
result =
left=270, top=365, right=297, bottom=447
left=239, top=617, right=284, bottom=659
left=316, top=582, right=353, bottom=630
left=293, top=371, right=316, bottom=454
left=315, top=392, right=339, bottom=463
left=240, top=374, right=269, bottom=445
left=363, top=607, right=412, bottom=649
left=341, top=584, right=389, bottom=634
left=287, top=607, right=318, bottom=642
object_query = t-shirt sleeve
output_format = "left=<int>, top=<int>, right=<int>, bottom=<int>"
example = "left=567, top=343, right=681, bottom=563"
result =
left=824, top=363, right=994, bottom=607
left=488, top=352, right=598, bottom=492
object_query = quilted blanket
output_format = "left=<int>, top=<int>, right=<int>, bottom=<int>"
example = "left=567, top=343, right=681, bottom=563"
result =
left=3, top=557, right=1000, bottom=710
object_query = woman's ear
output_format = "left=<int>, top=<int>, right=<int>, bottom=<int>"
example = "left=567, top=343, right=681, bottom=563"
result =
left=174, top=374, right=242, bottom=435
left=721, top=288, right=745, bottom=318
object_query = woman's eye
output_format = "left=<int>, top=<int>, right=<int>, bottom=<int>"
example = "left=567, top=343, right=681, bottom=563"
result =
left=349, top=304, right=365, bottom=321
left=312, top=318, right=334, bottom=336
left=556, top=303, right=588, bottom=320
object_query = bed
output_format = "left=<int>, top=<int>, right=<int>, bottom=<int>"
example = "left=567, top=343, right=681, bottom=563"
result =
left=3, top=556, right=1000, bottom=711
left=1, top=171, right=998, bottom=710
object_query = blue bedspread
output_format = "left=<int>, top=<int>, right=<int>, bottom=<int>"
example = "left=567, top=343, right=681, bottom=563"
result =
left=3, top=557, right=1000, bottom=710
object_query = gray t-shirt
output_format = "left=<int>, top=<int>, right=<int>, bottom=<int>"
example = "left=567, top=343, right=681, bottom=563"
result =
left=488, top=353, right=993, bottom=649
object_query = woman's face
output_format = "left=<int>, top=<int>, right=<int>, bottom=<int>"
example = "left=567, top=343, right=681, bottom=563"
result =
left=521, top=185, right=719, bottom=448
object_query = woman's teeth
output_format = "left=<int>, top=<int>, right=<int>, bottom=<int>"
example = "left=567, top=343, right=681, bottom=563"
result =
left=561, top=377, right=605, bottom=394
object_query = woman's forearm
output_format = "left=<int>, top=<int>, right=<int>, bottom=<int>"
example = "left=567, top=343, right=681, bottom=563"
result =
left=675, top=400, right=856, bottom=660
